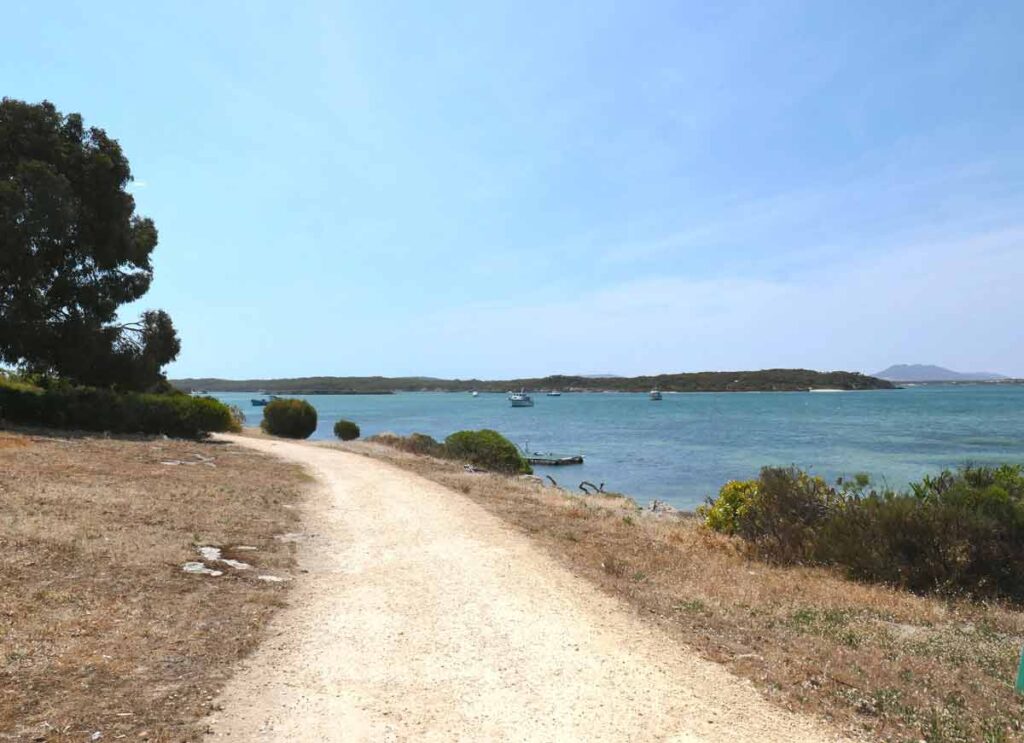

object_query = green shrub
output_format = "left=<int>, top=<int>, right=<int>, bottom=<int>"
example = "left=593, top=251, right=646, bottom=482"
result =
left=333, top=419, right=360, bottom=441
left=444, top=429, right=532, bottom=475
left=703, top=464, right=1024, bottom=601
left=369, top=432, right=445, bottom=457
left=260, top=398, right=317, bottom=439
left=818, top=465, right=1024, bottom=600
left=702, top=467, right=838, bottom=563
left=0, top=371, right=43, bottom=393
left=0, top=381, right=236, bottom=438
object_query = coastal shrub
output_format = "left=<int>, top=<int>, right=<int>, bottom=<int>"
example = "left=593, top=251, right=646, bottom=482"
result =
left=746, top=467, right=839, bottom=563
left=444, top=429, right=532, bottom=475
left=260, top=398, right=317, bottom=439
left=369, top=432, right=445, bottom=457
left=333, top=419, right=360, bottom=441
left=818, top=465, right=1024, bottom=600
left=702, top=467, right=838, bottom=563
left=0, top=381, right=236, bottom=438
left=698, top=479, right=759, bottom=535
left=703, top=464, right=1024, bottom=600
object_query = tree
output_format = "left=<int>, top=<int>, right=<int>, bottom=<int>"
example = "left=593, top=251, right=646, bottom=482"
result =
left=0, top=98, right=179, bottom=389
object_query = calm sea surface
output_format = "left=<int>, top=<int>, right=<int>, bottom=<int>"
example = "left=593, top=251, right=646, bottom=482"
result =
left=213, top=386, right=1024, bottom=510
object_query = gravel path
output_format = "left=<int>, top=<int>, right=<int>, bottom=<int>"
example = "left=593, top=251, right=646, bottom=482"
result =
left=205, top=435, right=849, bottom=742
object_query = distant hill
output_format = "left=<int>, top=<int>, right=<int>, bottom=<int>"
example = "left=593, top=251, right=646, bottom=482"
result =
left=173, top=369, right=894, bottom=394
left=875, top=364, right=1008, bottom=382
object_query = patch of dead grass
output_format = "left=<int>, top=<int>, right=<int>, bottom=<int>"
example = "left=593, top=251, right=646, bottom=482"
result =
left=340, top=440, right=1024, bottom=743
left=0, top=427, right=309, bottom=741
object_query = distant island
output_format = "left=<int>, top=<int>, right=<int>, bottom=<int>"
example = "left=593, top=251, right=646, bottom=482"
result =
left=875, top=364, right=1009, bottom=383
left=173, top=369, right=895, bottom=394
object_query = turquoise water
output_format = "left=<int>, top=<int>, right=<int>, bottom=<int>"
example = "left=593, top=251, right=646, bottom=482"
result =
left=214, top=386, right=1024, bottom=510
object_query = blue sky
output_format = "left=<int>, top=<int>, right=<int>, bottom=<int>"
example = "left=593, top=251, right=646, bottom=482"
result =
left=6, top=1, right=1023, bottom=377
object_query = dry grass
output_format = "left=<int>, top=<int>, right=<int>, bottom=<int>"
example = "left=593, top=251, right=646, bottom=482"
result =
left=0, top=428, right=310, bottom=742
left=341, top=440, right=1024, bottom=743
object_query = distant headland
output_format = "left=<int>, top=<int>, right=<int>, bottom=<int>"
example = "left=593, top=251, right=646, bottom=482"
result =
left=172, top=369, right=895, bottom=394
left=875, top=364, right=1010, bottom=383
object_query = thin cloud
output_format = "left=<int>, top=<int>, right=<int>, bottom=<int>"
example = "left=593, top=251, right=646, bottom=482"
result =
left=416, top=227, right=1024, bottom=378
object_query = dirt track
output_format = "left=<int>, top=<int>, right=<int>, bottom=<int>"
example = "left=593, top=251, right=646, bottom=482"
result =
left=205, top=435, right=849, bottom=742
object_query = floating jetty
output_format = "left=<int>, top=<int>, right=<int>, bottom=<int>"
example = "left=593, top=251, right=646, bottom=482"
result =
left=523, top=452, right=584, bottom=466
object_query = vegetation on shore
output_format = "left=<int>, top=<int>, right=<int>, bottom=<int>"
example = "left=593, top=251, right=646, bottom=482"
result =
left=0, top=430, right=308, bottom=740
left=172, top=368, right=895, bottom=394
left=369, top=430, right=531, bottom=475
left=444, top=429, right=533, bottom=475
left=333, top=419, right=360, bottom=440
left=350, top=439, right=1024, bottom=742
left=260, top=398, right=318, bottom=439
left=702, top=465, right=1024, bottom=602
left=0, top=374, right=237, bottom=438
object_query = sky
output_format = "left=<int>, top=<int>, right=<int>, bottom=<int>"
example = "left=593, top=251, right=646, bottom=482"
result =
left=5, top=1, right=1024, bottom=378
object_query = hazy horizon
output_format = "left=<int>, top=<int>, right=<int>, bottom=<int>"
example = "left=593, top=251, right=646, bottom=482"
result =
left=7, top=1, right=1023, bottom=378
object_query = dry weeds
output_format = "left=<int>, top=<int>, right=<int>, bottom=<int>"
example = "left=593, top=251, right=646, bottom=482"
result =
left=0, top=428, right=309, bottom=742
left=340, top=440, right=1024, bottom=743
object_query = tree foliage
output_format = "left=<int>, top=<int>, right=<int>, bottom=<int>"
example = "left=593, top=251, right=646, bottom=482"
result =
left=0, top=98, right=179, bottom=389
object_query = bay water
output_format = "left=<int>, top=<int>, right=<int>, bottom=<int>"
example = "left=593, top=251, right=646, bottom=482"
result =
left=214, top=385, right=1024, bottom=510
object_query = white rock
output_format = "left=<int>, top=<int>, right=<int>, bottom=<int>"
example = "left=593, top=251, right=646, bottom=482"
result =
left=182, top=562, right=223, bottom=577
left=197, top=546, right=222, bottom=561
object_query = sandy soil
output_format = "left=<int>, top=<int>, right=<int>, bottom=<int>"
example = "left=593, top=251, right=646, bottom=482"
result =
left=204, top=435, right=850, bottom=742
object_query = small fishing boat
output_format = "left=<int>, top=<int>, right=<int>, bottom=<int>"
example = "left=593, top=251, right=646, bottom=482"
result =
left=546, top=391, right=562, bottom=397
left=523, top=451, right=583, bottom=465
left=251, top=398, right=269, bottom=407
left=509, top=390, right=534, bottom=407
left=471, top=391, right=479, bottom=397
left=520, top=441, right=583, bottom=465
left=649, top=389, right=663, bottom=401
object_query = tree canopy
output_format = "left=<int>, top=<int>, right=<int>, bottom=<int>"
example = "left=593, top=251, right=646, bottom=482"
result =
left=0, top=98, right=178, bottom=389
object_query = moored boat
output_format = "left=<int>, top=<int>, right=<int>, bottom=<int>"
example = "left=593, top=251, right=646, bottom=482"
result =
left=509, top=390, right=534, bottom=407
left=649, top=389, right=663, bottom=401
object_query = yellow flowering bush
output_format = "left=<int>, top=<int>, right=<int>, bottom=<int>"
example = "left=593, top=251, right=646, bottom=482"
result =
left=700, top=479, right=759, bottom=534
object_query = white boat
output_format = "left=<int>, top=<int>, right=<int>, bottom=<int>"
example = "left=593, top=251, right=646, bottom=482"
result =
left=547, top=391, right=562, bottom=397
left=649, top=389, right=663, bottom=401
left=509, top=390, right=534, bottom=407
left=471, top=390, right=479, bottom=397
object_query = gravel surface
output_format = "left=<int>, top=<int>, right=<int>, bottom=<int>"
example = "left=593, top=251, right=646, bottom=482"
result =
left=204, top=435, right=849, bottom=742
